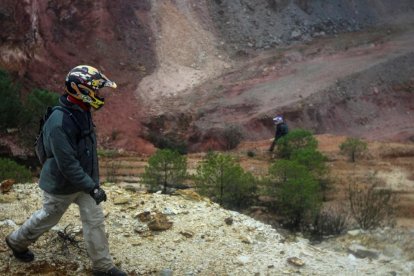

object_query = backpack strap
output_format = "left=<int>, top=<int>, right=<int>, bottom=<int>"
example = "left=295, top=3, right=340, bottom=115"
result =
left=38, top=106, right=53, bottom=134
left=52, top=106, right=81, bottom=128
left=52, top=106, right=92, bottom=140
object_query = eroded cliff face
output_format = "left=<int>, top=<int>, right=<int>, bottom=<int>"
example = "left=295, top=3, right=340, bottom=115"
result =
left=1, top=0, right=413, bottom=153
left=0, top=0, right=156, bottom=152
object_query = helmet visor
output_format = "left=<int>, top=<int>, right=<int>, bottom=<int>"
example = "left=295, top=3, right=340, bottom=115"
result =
left=104, top=80, right=117, bottom=88
left=100, top=72, right=117, bottom=89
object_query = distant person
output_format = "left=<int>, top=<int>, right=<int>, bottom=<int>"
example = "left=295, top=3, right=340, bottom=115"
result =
left=269, top=115, right=289, bottom=152
left=5, top=65, right=127, bottom=276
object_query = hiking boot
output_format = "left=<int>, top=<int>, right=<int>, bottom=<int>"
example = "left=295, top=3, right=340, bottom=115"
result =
left=92, top=266, right=127, bottom=276
left=5, top=235, right=34, bottom=262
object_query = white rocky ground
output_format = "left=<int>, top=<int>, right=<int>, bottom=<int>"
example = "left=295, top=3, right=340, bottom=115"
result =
left=0, top=183, right=413, bottom=275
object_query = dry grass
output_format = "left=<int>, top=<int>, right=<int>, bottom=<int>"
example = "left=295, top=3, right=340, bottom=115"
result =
left=98, top=134, right=414, bottom=226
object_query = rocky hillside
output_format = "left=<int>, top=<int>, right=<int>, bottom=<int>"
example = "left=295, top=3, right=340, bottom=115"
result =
left=1, top=183, right=413, bottom=275
left=208, top=0, right=414, bottom=50
left=0, top=0, right=414, bottom=153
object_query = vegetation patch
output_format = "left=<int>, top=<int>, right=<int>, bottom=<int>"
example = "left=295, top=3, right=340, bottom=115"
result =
left=148, top=132, right=188, bottom=154
left=348, top=174, right=398, bottom=230
left=142, top=149, right=187, bottom=194
left=195, top=151, right=257, bottom=210
left=339, top=137, right=368, bottom=162
left=221, top=124, right=243, bottom=151
left=0, top=69, right=59, bottom=147
left=276, top=129, right=318, bottom=159
left=0, top=158, right=32, bottom=183
left=267, top=159, right=322, bottom=230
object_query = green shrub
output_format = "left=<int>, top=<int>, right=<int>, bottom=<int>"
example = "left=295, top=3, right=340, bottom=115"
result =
left=247, top=150, right=256, bottom=158
left=291, top=147, right=331, bottom=197
left=25, top=89, right=60, bottom=118
left=222, top=125, right=243, bottom=151
left=0, top=158, right=32, bottom=183
left=267, top=159, right=322, bottom=230
left=276, top=129, right=318, bottom=159
left=142, top=149, right=187, bottom=193
left=0, top=70, right=23, bottom=131
left=196, top=152, right=257, bottom=210
left=339, top=137, right=368, bottom=162
left=19, top=89, right=60, bottom=146
left=291, top=148, right=331, bottom=200
left=148, top=132, right=188, bottom=154
left=0, top=69, right=59, bottom=147
left=291, top=148, right=327, bottom=176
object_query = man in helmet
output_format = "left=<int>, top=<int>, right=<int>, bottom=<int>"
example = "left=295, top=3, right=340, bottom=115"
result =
left=5, top=65, right=127, bottom=276
left=269, top=115, right=289, bottom=152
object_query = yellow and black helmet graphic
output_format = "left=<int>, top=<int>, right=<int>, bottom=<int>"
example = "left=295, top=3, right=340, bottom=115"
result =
left=65, top=65, right=117, bottom=109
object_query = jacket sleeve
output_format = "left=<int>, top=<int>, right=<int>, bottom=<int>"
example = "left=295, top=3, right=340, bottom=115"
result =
left=48, top=126, right=96, bottom=192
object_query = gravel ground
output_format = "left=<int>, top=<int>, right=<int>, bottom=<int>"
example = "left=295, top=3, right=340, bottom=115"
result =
left=0, top=183, right=413, bottom=275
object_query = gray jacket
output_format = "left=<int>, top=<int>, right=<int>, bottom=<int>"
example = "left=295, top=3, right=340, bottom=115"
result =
left=39, top=95, right=99, bottom=194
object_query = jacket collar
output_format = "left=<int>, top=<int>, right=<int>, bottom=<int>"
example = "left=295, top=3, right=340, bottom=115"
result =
left=59, top=94, right=90, bottom=112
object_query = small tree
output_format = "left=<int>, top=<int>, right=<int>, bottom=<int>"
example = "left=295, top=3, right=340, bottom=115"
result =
left=291, top=147, right=331, bottom=197
left=291, top=148, right=327, bottom=176
left=276, top=129, right=318, bottom=159
left=267, top=159, right=322, bottom=230
left=195, top=152, right=256, bottom=210
left=142, top=149, right=187, bottom=193
left=339, top=137, right=368, bottom=162
left=348, top=174, right=398, bottom=230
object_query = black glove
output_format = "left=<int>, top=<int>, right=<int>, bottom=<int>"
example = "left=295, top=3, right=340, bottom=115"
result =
left=89, top=186, right=107, bottom=205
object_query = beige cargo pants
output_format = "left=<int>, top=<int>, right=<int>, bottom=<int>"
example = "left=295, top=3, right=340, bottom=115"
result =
left=7, top=191, right=113, bottom=271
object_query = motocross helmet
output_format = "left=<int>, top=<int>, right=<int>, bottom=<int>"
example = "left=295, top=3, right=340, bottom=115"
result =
left=65, top=65, right=117, bottom=110
left=273, top=115, right=284, bottom=125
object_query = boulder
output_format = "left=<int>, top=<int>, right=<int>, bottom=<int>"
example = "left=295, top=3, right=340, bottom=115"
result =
left=148, top=212, right=173, bottom=231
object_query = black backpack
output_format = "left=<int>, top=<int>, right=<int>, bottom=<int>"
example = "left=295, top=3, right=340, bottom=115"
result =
left=34, top=106, right=80, bottom=165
